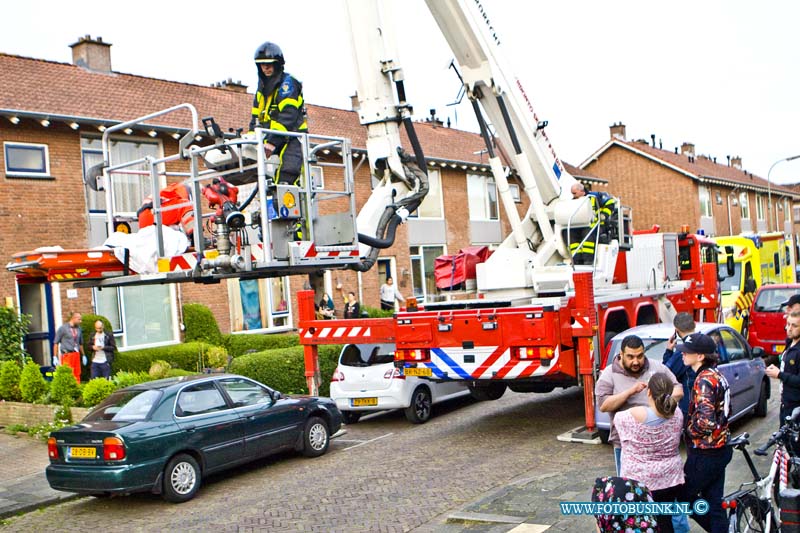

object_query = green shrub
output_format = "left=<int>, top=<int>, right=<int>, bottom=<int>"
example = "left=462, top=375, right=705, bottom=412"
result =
left=114, top=342, right=212, bottom=373
left=165, top=368, right=199, bottom=378
left=0, top=360, right=22, bottom=401
left=113, top=371, right=152, bottom=389
left=362, top=305, right=395, bottom=318
left=19, top=361, right=48, bottom=403
left=82, top=378, right=116, bottom=406
left=204, top=346, right=228, bottom=368
left=182, top=303, right=223, bottom=346
left=54, top=403, right=73, bottom=425
left=80, top=314, right=117, bottom=383
left=229, top=344, right=341, bottom=396
left=50, top=365, right=81, bottom=405
left=149, top=360, right=172, bottom=379
left=223, top=333, right=299, bottom=357
left=0, top=308, right=30, bottom=363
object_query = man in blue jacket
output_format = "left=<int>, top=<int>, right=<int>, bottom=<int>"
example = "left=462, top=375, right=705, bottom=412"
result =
left=662, top=312, right=697, bottom=418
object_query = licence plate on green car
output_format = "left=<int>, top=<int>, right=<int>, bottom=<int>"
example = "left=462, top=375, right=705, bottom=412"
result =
left=352, top=397, right=378, bottom=407
left=68, top=446, right=97, bottom=459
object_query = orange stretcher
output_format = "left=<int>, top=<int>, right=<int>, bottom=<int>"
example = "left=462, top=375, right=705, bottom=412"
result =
left=7, top=248, right=130, bottom=283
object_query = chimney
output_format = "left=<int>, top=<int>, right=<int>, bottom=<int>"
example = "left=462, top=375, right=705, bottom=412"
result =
left=680, top=142, right=695, bottom=157
left=731, top=156, right=742, bottom=170
left=425, top=108, right=443, bottom=128
left=650, top=134, right=656, bottom=147
left=213, top=78, right=248, bottom=93
left=70, top=35, right=112, bottom=72
left=609, top=122, right=626, bottom=140
left=350, top=93, right=360, bottom=112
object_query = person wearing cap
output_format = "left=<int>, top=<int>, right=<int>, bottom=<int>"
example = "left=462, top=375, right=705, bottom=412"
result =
left=680, top=332, right=731, bottom=533
left=662, top=312, right=697, bottom=419
left=783, top=294, right=800, bottom=316
left=595, top=334, right=682, bottom=476
left=249, top=41, right=308, bottom=186
left=766, top=310, right=800, bottom=427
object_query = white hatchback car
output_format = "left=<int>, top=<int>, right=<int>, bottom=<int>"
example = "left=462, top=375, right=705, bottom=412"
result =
left=329, top=343, right=471, bottom=424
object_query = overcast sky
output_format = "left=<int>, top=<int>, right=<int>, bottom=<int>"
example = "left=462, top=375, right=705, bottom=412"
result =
left=4, top=0, right=800, bottom=184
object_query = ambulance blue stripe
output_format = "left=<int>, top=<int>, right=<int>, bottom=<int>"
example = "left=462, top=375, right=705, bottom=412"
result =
left=553, top=162, right=562, bottom=178
left=431, top=348, right=472, bottom=379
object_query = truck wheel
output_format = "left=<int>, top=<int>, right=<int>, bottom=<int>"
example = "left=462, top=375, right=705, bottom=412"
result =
left=162, top=453, right=201, bottom=503
left=468, top=383, right=507, bottom=401
left=754, top=380, right=768, bottom=418
left=404, top=387, right=432, bottom=424
left=342, top=411, right=361, bottom=424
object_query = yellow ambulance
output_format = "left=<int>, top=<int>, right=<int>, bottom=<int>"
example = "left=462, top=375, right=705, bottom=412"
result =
left=715, top=232, right=795, bottom=332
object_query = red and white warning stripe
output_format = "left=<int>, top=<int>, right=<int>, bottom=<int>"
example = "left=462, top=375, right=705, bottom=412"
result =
left=300, top=326, right=373, bottom=340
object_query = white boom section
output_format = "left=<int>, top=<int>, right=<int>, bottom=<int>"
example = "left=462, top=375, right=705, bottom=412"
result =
left=424, top=0, right=579, bottom=274
left=344, top=0, right=424, bottom=257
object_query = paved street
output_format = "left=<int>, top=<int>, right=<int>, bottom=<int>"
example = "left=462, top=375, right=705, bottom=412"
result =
left=0, top=381, right=783, bottom=532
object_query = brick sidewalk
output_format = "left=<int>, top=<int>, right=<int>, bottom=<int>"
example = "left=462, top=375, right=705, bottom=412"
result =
left=0, top=431, right=78, bottom=518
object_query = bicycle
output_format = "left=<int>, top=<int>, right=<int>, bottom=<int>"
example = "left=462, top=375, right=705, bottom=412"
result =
left=723, top=414, right=800, bottom=532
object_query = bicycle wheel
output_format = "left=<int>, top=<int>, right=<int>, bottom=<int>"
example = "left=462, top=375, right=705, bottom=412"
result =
left=734, top=500, right=767, bottom=533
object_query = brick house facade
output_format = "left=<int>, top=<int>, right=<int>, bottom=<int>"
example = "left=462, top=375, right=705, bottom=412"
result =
left=581, top=123, right=800, bottom=237
left=0, top=38, right=603, bottom=364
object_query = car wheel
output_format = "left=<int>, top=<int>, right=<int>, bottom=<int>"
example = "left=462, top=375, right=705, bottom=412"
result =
left=598, top=429, right=610, bottom=444
left=89, top=492, right=111, bottom=498
left=342, top=411, right=361, bottom=425
left=755, top=380, right=769, bottom=418
left=162, top=453, right=201, bottom=503
left=405, top=386, right=432, bottom=424
left=468, top=383, right=507, bottom=401
left=302, top=416, right=330, bottom=457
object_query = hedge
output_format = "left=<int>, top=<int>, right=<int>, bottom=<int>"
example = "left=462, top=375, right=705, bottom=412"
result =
left=114, top=342, right=213, bottom=373
left=0, top=307, right=29, bottom=363
left=229, top=344, right=342, bottom=397
left=223, top=333, right=300, bottom=357
left=183, top=303, right=224, bottom=346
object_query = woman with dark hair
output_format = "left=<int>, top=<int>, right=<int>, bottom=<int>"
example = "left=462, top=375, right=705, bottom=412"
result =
left=614, top=371, right=684, bottom=532
left=319, top=293, right=335, bottom=319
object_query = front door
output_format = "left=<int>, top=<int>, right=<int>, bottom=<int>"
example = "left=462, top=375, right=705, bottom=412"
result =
left=17, top=283, right=55, bottom=366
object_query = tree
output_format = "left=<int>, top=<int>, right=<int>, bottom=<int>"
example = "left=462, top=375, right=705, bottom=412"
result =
left=0, top=307, right=30, bottom=363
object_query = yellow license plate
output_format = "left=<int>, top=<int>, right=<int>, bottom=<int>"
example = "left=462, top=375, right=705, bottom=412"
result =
left=352, top=397, right=378, bottom=407
left=776, top=345, right=785, bottom=353
left=69, top=446, right=97, bottom=459
left=404, top=367, right=432, bottom=377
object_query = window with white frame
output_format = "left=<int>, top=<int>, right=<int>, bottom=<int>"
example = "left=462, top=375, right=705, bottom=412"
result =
left=228, top=277, right=291, bottom=332
left=411, top=169, right=443, bottom=218
left=783, top=199, right=790, bottom=222
left=81, top=137, right=161, bottom=214
left=467, top=173, right=499, bottom=220
left=740, top=192, right=750, bottom=220
left=4, top=142, right=50, bottom=177
left=509, top=183, right=521, bottom=203
left=755, top=194, right=765, bottom=220
left=310, top=165, right=324, bottom=190
left=699, top=186, right=712, bottom=217
left=410, top=245, right=446, bottom=303
left=94, top=284, right=178, bottom=348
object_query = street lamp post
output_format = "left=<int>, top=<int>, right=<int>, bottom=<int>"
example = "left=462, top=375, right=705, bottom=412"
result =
left=767, top=154, right=800, bottom=232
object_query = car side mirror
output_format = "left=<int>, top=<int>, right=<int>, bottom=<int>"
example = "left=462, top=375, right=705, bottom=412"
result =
left=271, top=390, right=282, bottom=402
left=751, top=346, right=765, bottom=359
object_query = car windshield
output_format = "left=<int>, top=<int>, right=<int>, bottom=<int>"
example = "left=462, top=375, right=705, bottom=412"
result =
left=755, top=288, right=798, bottom=312
left=84, top=389, right=162, bottom=422
left=607, top=337, right=667, bottom=366
left=340, top=344, right=395, bottom=367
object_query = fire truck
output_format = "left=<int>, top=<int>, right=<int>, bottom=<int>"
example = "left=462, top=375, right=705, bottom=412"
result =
left=7, top=0, right=724, bottom=438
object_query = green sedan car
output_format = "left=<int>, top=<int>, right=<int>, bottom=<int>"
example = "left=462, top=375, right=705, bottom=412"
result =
left=46, top=374, right=342, bottom=502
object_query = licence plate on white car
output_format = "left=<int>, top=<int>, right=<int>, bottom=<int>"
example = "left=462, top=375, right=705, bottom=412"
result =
left=352, top=397, right=378, bottom=407
left=404, top=367, right=432, bottom=377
